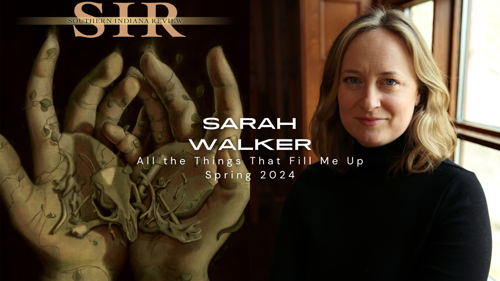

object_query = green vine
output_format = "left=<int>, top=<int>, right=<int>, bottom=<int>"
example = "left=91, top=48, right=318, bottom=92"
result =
left=24, top=90, right=52, bottom=110
left=106, top=97, right=128, bottom=108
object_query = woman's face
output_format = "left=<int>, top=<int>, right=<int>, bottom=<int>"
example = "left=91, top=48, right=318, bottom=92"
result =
left=338, top=28, right=420, bottom=147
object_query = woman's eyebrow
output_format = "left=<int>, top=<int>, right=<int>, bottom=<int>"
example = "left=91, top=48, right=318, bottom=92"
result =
left=341, top=69, right=361, bottom=75
left=340, top=69, right=400, bottom=75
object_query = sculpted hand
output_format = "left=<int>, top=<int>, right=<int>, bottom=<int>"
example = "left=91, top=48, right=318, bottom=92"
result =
left=122, top=48, right=250, bottom=281
left=0, top=35, right=148, bottom=281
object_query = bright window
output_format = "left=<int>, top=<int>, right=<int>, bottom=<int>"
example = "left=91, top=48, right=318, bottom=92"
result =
left=457, top=0, right=500, bottom=129
left=455, top=1, right=500, bottom=278
left=405, top=1, right=434, bottom=51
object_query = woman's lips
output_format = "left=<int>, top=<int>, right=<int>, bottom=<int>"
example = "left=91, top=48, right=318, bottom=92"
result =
left=355, top=117, right=386, bottom=126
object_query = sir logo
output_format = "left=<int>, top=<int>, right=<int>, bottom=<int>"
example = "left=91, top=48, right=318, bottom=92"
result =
left=73, top=2, right=185, bottom=38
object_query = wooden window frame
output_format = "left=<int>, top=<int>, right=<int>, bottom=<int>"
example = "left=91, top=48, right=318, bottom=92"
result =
left=380, top=0, right=500, bottom=152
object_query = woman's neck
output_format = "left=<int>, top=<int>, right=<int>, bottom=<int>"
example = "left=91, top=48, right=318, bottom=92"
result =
left=351, top=133, right=406, bottom=175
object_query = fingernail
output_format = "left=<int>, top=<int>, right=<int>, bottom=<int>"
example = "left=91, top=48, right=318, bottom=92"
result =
left=143, top=44, right=158, bottom=58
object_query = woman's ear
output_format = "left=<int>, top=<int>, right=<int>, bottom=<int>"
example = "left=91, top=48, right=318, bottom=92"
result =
left=415, top=92, right=421, bottom=106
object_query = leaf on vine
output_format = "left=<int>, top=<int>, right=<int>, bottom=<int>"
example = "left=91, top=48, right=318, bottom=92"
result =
left=72, top=270, right=81, bottom=281
left=176, top=53, right=183, bottom=65
left=42, top=127, right=50, bottom=137
left=41, top=204, right=44, bottom=210
left=159, top=177, right=165, bottom=185
left=196, top=85, right=205, bottom=97
left=18, top=173, right=24, bottom=181
left=123, top=124, right=130, bottom=132
left=40, top=99, right=52, bottom=108
left=182, top=94, right=191, bottom=101
left=123, top=165, right=132, bottom=174
left=69, top=218, right=78, bottom=225
left=133, top=139, right=140, bottom=148
left=93, top=240, right=98, bottom=246
left=47, top=48, right=56, bottom=57
left=166, top=94, right=174, bottom=101
left=122, top=97, right=129, bottom=105
left=158, top=132, right=163, bottom=140
left=50, top=131, right=58, bottom=142
left=191, top=113, right=201, bottom=123
left=107, top=101, right=113, bottom=108
left=152, top=93, right=158, bottom=99
left=47, top=212, right=56, bottom=218
left=29, top=90, right=37, bottom=101
left=138, top=121, right=146, bottom=127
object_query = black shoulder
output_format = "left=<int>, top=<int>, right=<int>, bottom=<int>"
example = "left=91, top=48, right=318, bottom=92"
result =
left=432, top=159, right=486, bottom=216
left=437, top=158, right=472, bottom=173
left=413, top=162, right=491, bottom=280
left=430, top=158, right=479, bottom=186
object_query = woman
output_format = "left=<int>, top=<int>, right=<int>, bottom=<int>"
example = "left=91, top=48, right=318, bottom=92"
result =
left=270, top=7, right=492, bottom=281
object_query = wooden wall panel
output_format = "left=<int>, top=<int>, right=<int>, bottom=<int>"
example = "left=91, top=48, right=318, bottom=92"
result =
left=322, top=1, right=359, bottom=60
left=432, top=0, right=453, bottom=82
left=300, top=0, right=321, bottom=163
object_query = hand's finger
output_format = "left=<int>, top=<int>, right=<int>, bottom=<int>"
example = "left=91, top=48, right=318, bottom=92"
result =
left=64, top=52, right=123, bottom=134
left=205, top=47, right=243, bottom=145
left=215, top=136, right=249, bottom=191
left=131, top=106, right=151, bottom=147
left=198, top=136, right=249, bottom=242
left=0, top=135, right=35, bottom=208
left=140, top=51, right=202, bottom=142
left=102, top=123, right=145, bottom=165
left=126, top=67, right=174, bottom=148
left=94, top=75, right=140, bottom=147
left=25, top=35, right=62, bottom=177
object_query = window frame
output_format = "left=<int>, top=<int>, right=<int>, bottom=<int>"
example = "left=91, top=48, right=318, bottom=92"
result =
left=379, top=0, right=500, bottom=152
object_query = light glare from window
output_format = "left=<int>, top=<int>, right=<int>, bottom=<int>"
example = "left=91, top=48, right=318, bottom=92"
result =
left=459, top=0, right=500, bottom=129
left=406, top=1, right=434, bottom=51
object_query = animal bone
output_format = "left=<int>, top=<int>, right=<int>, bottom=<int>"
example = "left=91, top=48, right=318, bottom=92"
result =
left=51, top=149, right=85, bottom=234
left=78, top=166, right=141, bottom=242
left=137, top=174, right=203, bottom=243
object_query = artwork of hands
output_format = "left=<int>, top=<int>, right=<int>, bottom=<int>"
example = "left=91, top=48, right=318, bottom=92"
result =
left=0, top=34, right=249, bottom=281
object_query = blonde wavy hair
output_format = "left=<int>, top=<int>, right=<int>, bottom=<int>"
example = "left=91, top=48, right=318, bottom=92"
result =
left=310, top=7, right=457, bottom=175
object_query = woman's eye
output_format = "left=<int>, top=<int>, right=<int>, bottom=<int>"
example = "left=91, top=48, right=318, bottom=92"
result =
left=345, top=77, right=359, bottom=84
left=384, top=79, right=398, bottom=86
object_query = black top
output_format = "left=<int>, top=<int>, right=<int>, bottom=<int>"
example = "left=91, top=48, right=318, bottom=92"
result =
left=270, top=135, right=492, bottom=281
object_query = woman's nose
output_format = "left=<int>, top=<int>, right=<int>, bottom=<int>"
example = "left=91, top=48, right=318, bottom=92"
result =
left=359, top=85, right=380, bottom=112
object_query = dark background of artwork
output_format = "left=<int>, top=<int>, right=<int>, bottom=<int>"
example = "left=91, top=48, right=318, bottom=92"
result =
left=0, top=0, right=250, bottom=280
